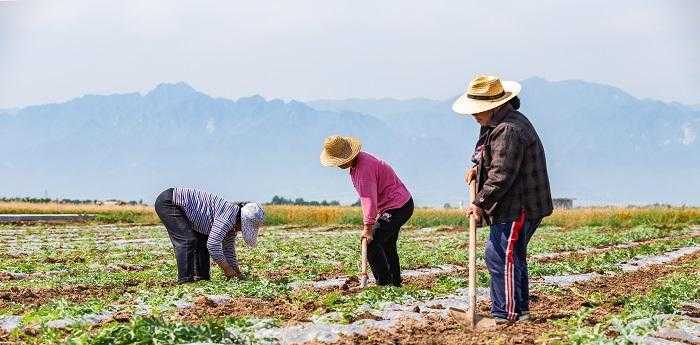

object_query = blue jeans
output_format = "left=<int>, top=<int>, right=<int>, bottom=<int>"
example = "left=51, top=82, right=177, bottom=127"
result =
left=485, top=210, right=541, bottom=320
left=155, top=188, right=210, bottom=283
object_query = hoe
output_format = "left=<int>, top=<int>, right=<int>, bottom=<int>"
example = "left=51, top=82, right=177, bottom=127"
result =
left=448, top=178, right=496, bottom=330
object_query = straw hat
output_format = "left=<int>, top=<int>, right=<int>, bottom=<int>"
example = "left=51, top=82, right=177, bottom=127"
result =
left=320, top=135, right=362, bottom=167
left=452, top=75, right=521, bottom=115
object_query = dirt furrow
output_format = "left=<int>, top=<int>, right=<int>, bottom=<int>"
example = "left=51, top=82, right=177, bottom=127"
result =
left=0, top=280, right=175, bottom=310
left=323, top=251, right=700, bottom=345
left=533, top=229, right=700, bottom=263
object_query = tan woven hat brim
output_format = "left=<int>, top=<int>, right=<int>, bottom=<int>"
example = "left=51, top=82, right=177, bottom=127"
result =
left=319, top=137, right=362, bottom=167
left=452, top=80, right=521, bottom=115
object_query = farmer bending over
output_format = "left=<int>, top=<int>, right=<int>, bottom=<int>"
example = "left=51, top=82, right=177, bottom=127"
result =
left=154, top=187, right=264, bottom=283
left=453, top=75, right=553, bottom=323
left=320, top=135, right=413, bottom=287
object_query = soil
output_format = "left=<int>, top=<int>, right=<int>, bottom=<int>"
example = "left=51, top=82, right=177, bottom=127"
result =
left=178, top=270, right=471, bottom=326
left=680, top=303, right=700, bottom=318
left=433, top=227, right=463, bottom=233
left=0, top=280, right=173, bottom=310
left=44, top=255, right=85, bottom=264
left=108, top=310, right=132, bottom=323
left=179, top=296, right=313, bottom=324
left=321, top=251, right=700, bottom=344
left=107, top=263, right=146, bottom=272
left=0, top=272, right=20, bottom=282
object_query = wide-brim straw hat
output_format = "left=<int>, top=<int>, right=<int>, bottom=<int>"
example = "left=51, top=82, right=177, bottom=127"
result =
left=320, top=135, right=362, bottom=167
left=452, top=75, right=521, bottom=115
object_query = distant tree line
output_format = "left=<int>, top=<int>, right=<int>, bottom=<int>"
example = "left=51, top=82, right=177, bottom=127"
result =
left=0, top=197, right=144, bottom=205
left=269, top=195, right=341, bottom=206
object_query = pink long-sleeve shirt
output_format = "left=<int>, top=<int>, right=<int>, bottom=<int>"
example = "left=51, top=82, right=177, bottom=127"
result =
left=350, top=152, right=412, bottom=225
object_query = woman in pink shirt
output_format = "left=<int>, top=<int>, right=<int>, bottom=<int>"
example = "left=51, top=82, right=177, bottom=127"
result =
left=320, top=135, right=413, bottom=287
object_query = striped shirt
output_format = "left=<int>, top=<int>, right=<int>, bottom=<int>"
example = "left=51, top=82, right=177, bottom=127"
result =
left=172, top=188, right=255, bottom=269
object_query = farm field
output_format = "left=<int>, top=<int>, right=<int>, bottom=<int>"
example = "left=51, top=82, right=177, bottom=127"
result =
left=0, top=207, right=699, bottom=344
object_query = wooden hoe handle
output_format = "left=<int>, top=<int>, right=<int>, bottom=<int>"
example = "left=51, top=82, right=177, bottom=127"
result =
left=360, top=237, right=368, bottom=288
left=467, top=178, right=477, bottom=328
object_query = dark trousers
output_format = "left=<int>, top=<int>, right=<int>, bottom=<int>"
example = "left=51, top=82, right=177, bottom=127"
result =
left=485, top=210, right=541, bottom=320
left=368, top=198, right=414, bottom=287
left=154, top=188, right=210, bottom=283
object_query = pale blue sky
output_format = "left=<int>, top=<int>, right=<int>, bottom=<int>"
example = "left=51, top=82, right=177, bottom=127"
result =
left=0, top=0, right=698, bottom=108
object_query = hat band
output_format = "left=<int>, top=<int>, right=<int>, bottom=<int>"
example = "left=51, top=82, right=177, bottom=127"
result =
left=467, top=90, right=505, bottom=100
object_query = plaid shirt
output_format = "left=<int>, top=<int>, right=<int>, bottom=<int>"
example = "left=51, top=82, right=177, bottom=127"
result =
left=472, top=104, right=553, bottom=224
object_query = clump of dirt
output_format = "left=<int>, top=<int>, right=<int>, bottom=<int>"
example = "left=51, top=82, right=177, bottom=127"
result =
left=434, top=227, right=462, bottom=233
left=349, top=311, right=383, bottom=322
left=194, top=295, right=218, bottom=308
left=341, top=275, right=360, bottom=290
left=45, top=255, right=85, bottom=264
left=0, top=271, right=22, bottom=281
left=108, top=263, right=145, bottom=272
left=180, top=297, right=312, bottom=324
left=263, top=268, right=298, bottom=282
left=1, top=252, right=26, bottom=260
left=109, top=311, right=132, bottom=323
left=680, top=303, right=700, bottom=317
left=302, top=301, right=317, bottom=311
left=315, top=269, right=350, bottom=281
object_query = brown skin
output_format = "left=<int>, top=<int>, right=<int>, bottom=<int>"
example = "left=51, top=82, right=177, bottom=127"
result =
left=338, top=156, right=375, bottom=242
left=465, top=106, right=500, bottom=222
left=216, top=261, right=243, bottom=279
left=471, top=107, right=496, bottom=126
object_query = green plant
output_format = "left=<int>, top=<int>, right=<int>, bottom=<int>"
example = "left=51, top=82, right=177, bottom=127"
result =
left=67, top=317, right=254, bottom=345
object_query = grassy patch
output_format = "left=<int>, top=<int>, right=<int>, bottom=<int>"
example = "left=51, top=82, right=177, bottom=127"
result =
left=68, top=316, right=256, bottom=345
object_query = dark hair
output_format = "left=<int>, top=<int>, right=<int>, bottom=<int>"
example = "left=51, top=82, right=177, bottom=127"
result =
left=508, top=96, right=520, bottom=110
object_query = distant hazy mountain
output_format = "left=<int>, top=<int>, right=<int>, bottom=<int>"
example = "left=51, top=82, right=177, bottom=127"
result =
left=1, top=82, right=466, bottom=205
left=2, top=78, right=698, bottom=206
left=0, top=108, right=19, bottom=116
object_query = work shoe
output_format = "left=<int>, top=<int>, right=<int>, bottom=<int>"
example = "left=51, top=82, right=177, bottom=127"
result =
left=493, top=317, right=513, bottom=325
left=518, top=311, right=531, bottom=321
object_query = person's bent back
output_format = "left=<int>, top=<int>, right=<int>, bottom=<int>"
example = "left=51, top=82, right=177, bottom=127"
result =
left=154, top=187, right=264, bottom=283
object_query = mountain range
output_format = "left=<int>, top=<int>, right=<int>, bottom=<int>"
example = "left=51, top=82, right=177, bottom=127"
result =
left=2, top=78, right=699, bottom=206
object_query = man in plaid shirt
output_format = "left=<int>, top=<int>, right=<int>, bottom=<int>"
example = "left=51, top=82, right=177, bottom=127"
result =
left=453, top=75, right=553, bottom=323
